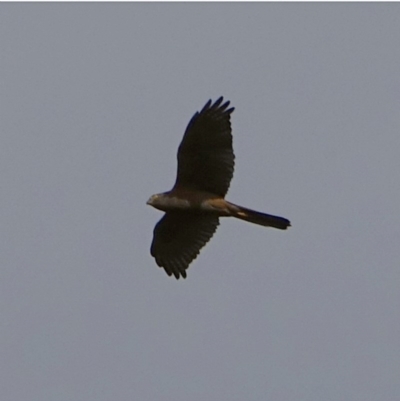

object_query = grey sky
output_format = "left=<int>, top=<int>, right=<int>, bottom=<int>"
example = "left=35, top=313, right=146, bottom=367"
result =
left=1, top=4, right=399, bottom=401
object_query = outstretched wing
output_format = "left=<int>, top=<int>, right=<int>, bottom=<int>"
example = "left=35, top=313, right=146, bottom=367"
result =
left=174, top=97, right=235, bottom=197
left=150, top=212, right=220, bottom=279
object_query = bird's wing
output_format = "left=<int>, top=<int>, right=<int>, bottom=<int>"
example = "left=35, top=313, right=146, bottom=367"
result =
left=150, top=212, right=220, bottom=279
left=174, top=97, right=235, bottom=197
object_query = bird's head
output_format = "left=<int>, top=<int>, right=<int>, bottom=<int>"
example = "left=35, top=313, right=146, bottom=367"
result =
left=147, top=192, right=191, bottom=212
left=147, top=193, right=170, bottom=211
left=147, top=193, right=161, bottom=206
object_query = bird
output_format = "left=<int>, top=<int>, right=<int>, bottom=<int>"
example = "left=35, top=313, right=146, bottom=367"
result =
left=147, top=97, right=290, bottom=279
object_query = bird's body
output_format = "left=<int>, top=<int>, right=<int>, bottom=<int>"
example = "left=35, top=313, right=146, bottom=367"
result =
left=148, top=192, right=289, bottom=227
left=147, top=97, right=290, bottom=279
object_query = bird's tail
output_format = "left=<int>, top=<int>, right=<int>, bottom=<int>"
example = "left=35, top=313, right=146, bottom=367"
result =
left=231, top=204, right=291, bottom=230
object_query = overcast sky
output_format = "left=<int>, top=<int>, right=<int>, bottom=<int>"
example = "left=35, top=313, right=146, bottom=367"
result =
left=1, top=4, right=400, bottom=401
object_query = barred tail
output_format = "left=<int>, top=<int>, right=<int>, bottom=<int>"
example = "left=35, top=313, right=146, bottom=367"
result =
left=233, top=205, right=290, bottom=230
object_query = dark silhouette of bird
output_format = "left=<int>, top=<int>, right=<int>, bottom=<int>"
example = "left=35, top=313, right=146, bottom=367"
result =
left=147, top=97, right=290, bottom=279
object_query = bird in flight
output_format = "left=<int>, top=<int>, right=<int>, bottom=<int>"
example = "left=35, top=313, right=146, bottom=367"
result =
left=147, top=97, right=290, bottom=279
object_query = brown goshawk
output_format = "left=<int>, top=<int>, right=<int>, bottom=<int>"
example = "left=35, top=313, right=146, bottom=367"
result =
left=147, top=97, right=290, bottom=279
